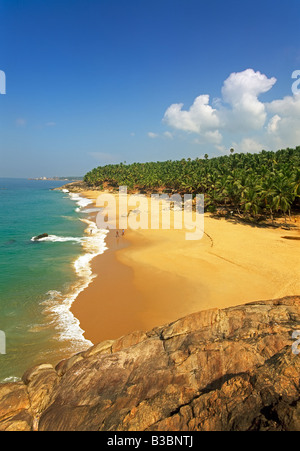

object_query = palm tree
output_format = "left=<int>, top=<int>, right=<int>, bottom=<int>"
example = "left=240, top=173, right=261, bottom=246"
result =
left=241, top=187, right=261, bottom=218
left=272, top=176, right=295, bottom=222
left=83, top=147, right=300, bottom=222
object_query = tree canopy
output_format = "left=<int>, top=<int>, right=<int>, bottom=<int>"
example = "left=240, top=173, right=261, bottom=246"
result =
left=84, top=147, right=300, bottom=221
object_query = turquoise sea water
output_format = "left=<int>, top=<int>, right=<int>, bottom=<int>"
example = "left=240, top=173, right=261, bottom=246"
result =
left=0, top=179, right=107, bottom=382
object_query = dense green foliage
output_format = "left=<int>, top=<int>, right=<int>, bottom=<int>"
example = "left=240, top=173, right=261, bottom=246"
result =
left=84, top=147, right=300, bottom=220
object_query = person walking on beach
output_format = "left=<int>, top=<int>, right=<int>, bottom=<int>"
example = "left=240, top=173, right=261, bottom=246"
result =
left=122, top=229, right=125, bottom=236
left=116, top=230, right=119, bottom=238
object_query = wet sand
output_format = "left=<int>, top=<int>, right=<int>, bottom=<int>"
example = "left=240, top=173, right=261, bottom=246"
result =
left=71, top=190, right=300, bottom=344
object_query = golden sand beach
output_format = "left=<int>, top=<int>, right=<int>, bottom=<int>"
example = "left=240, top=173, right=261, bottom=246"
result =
left=71, top=189, right=300, bottom=344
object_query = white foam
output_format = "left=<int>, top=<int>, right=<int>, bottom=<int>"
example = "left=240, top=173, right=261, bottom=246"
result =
left=43, top=290, right=93, bottom=348
left=31, top=235, right=86, bottom=243
left=33, top=193, right=109, bottom=349
left=82, top=207, right=103, bottom=214
left=1, top=376, right=21, bottom=383
left=41, top=219, right=108, bottom=349
left=69, top=193, right=93, bottom=209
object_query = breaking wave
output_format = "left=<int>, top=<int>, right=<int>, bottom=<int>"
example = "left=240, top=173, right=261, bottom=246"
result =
left=35, top=194, right=108, bottom=349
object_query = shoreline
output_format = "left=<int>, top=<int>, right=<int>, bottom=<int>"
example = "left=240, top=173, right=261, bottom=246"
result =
left=68, top=188, right=300, bottom=345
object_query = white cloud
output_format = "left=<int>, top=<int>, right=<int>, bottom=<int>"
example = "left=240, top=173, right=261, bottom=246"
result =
left=222, top=69, right=276, bottom=103
left=204, top=130, right=223, bottom=144
left=147, top=131, right=174, bottom=139
left=265, top=94, right=300, bottom=148
left=215, top=144, right=227, bottom=153
left=231, top=138, right=264, bottom=154
left=148, top=132, right=158, bottom=138
left=267, top=115, right=281, bottom=134
left=220, top=69, right=277, bottom=131
left=162, top=68, right=299, bottom=154
left=163, top=94, right=220, bottom=134
left=268, top=94, right=300, bottom=116
left=164, top=131, right=173, bottom=139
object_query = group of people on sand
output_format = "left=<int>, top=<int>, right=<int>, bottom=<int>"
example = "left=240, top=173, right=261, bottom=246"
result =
left=89, top=228, right=125, bottom=238
left=115, top=229, right=125, bottom=238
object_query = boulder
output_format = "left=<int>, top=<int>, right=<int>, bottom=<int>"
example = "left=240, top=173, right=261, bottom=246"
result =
left=0, top=296, right=299, bottom=431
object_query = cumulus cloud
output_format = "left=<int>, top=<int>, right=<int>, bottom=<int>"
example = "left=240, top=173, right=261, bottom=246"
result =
left=220, top=69, right=276, bottom=131
left=267, top=115, right=281, bottom=134
left=163, top=68, right=299, bottom=154
left=163, top=94, right=220, bottom=134
left=222, top=69, right=276, bottom=103
left=267, top=94, right=300, bottom=116
left=231, top=138, right=264, bottom=154
left=265, top=94, right=300, bottom=148
left=204, top=130, right=223, bottom=145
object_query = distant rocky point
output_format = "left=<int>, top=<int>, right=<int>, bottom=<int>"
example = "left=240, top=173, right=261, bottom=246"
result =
left=29, top=177, right=83, bottom=182
left=52, top=181, right=89, bottom=193
left=0, top=296, right=299, bottom=431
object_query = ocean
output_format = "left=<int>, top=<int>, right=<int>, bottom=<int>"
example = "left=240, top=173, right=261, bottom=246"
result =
left=0, top=178, right=107, bottom=382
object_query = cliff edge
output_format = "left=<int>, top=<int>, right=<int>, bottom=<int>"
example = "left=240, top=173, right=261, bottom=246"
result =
left=0, top=296, right=299, bottom=431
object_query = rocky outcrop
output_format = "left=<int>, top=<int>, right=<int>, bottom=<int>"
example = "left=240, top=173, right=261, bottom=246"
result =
left=0, top=296, right=299, bottom=431
left=53, top=181, right=90, bottom=193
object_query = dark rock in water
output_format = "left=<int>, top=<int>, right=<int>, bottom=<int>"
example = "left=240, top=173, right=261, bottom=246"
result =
left=33, top=234, right=49, bottom=241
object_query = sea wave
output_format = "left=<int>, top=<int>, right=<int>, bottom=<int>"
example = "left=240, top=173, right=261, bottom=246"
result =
left=82, top=207, right=103, bottom=214
left=40, top=217, right=108, bottom=349
left=1, top=376, right=21, bottom=383
left=31, top=192, right=108, bottom=349
left=69, top=193, right=93, bottom=209
left=31, top=235, right=86, bottom=243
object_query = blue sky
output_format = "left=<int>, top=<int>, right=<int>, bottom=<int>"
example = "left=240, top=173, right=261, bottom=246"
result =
left=0, top=0, right=299, bottom=177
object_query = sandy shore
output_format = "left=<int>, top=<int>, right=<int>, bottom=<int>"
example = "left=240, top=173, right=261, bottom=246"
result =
left=71, top=190, right=300, bottom=344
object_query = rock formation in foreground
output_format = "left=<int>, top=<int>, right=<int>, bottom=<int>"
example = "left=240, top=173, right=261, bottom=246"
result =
left=0, top=296, right=299, bottom=431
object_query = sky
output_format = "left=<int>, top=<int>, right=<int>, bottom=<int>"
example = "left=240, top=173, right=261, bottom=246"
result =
left=0, top=0, right=299, bottom=178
